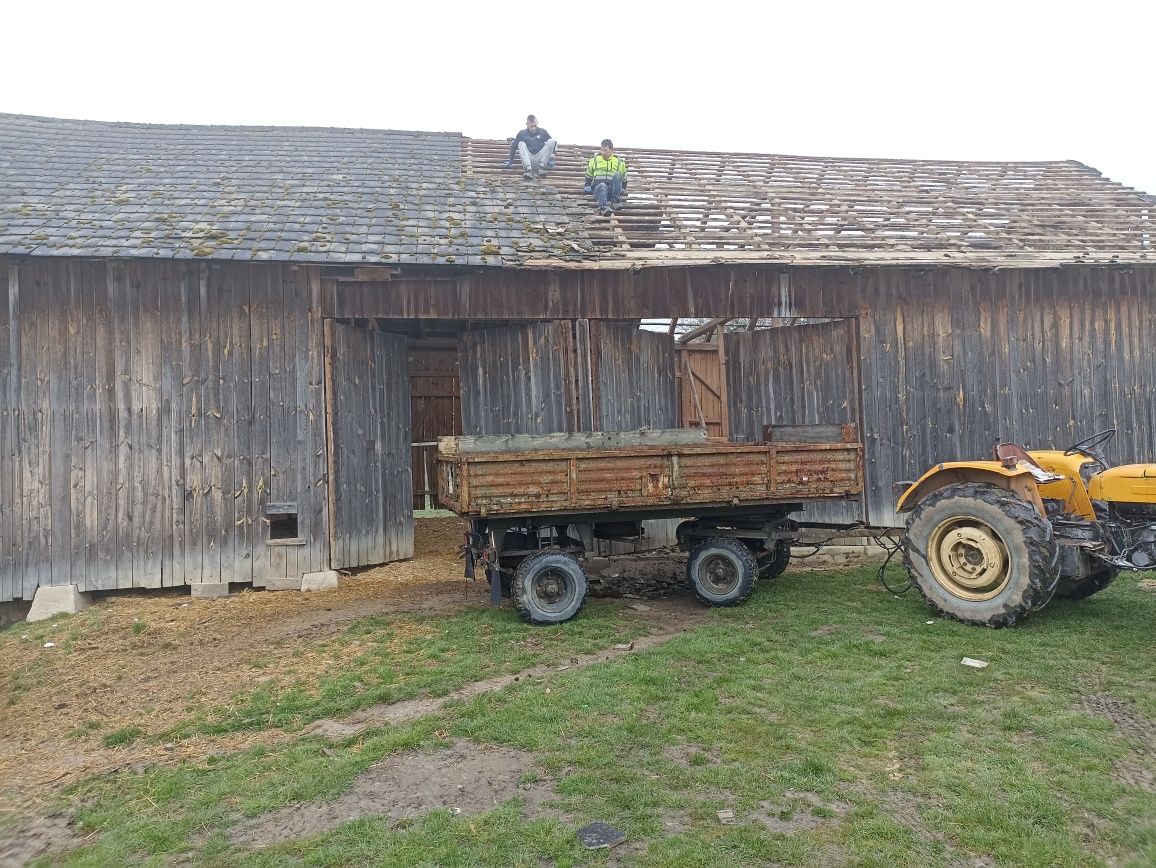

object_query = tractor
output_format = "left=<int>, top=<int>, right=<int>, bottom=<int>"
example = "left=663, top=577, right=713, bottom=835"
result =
left=896, top=429, right=1156, bottom=627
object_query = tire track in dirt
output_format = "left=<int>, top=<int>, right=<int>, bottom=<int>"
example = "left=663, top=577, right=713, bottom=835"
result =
left=303, top=596, right=709, bottom=740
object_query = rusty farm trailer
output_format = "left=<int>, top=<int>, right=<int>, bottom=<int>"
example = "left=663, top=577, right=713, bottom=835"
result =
left=438, top=427, right=862, bottom=622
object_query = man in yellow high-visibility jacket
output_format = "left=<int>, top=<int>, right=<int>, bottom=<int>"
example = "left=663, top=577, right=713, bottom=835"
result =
left=583, top=139, right=627, bottom=217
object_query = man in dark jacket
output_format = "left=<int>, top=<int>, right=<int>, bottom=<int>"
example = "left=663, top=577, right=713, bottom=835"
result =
left=502, top=115, right=557, bottom=180
left=584, top=139, right=627, bottom=217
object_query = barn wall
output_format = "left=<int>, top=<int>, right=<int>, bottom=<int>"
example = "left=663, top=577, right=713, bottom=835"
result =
left=339, top=263, right=1156, bottom=528
left=0, top=257, right=329, bottom=601
left=793, top=266, right=1156, bottom=525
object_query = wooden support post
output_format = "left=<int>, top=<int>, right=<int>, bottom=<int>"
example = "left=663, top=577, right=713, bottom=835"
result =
left=715, top=324, right=730, bottom=440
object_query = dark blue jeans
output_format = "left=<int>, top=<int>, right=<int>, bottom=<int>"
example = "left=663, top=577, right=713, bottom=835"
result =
left=592, top=173, right=623, bottom=208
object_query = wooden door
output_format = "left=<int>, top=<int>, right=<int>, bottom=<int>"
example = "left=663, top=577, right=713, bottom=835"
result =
left=459, top=322, right=576, bottom=435
left=325, top=321, right=413, bottom=570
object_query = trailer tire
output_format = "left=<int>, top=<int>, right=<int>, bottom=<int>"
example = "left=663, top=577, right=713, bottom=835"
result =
left=1055, top=566, right=1119, bottom=600
left=512, top=552, right=588, bottom=625
left=758, top=540, right=792, bottom=580
left=902, top=483, right=1059, bottom=628
left=688, top=538, right=758, bottom=606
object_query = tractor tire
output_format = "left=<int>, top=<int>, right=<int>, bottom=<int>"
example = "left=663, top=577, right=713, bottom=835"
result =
left=687, top=538, right=759, bottom=607
left=512, top=552, right=588, bottom=625
left=757, top=540, right=792, bottom=580
left=1055, top=566, right=1120, bottom=601
left=901, top=483, right=1059, bottom=628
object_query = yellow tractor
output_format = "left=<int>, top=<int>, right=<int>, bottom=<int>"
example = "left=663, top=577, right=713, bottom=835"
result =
left=896, top=429, right=1155, bottom=627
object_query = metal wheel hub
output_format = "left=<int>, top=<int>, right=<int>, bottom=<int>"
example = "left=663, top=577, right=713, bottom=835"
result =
left=928, top=519, right=1010, bottom=601
left=532, top=569, right=572, bottom=609
left=700, top=554, right=739, bottom=593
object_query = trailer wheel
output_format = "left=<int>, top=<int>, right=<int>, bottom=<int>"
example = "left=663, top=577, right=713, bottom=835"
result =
left=1055, top=567, right=1119, bottom=600
left=512, top=552, right=588, bottom=625
left=688, top=538, right=758, bottom=606
left=902, top=483, right=1059, bottom=628
left=757, top=540, right=792, bottom=580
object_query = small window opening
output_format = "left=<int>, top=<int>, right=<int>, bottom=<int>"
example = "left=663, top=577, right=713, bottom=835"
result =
left=269, top=513, right=299, bottom=539
left=267, top=502, right=299, bottom=540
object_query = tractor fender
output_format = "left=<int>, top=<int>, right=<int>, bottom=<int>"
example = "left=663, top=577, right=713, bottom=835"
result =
left=896, top=462, right=1047, bottom=517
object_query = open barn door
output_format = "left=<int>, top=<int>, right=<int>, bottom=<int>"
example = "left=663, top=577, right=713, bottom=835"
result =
left=586, top=321, right=678, bottom=430
left=459, top=321, right=577, bottom=435
left=725, top=319, right=865, bottom=523
left=324, top=321, right=413, bottom=570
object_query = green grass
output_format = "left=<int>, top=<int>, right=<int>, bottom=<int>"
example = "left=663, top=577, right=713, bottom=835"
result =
left=30, top=569, right=1156, bottom=866
left=163, top=601, right=646, bottom=739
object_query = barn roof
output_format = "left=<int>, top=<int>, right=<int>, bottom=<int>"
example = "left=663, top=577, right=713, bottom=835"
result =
left=2, top=112, right=1152, bottom=269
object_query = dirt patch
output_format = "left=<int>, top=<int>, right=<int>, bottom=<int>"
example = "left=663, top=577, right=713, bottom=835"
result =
left=229, top=738, right=553, bottom=848
left=305, top=596, right=709, bottom=741
left=809, top=625, right=843, bottom=637
left=1139, top=579, right=1156, bottom=592
left=1078, top=694, right=1155, bottom=744
left=1112, top=759, right=1156, bottom=793
left=0, top=813, right=82, bottom=867
left=0, top=522, right=714, bottom=813
left=0, top=519, right=477, bottom=810
left=752, top=789, right=849, bottom=834
left=586, top=550, right=689, bottom=599
left=660, top=744, right=719, bottom=769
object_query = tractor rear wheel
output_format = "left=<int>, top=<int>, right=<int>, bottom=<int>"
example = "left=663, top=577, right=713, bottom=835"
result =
left=1055, top=566, right=1119, bottom=600
left=901, top=483, right=1059, bottom=628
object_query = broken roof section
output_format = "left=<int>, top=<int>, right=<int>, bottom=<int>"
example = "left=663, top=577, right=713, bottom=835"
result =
left=463, top=139, right=1155, bottom=267
left=1, top=112, right=1152, bottom=268
left=0, top=113, right=586, bottom=265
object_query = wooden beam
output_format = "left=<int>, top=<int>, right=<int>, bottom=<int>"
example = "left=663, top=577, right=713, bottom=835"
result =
left=716, top=324, right=730, bottom=440
left=677, top=317, right=731, bottom=344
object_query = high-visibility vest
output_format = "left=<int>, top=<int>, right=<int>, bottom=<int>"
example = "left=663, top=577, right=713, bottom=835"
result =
left=586, top=154, right=627, bottom=180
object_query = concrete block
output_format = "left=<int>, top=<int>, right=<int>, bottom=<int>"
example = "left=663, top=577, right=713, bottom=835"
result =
left=301, top=570, right=339, bottom=592
left=265, top=577, right=303, bottom=591
left=27, top=585, right=93, bottom=622
left=190, top=582, right=230, bottom=599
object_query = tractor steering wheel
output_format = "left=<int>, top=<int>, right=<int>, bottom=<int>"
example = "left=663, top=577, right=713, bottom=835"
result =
left=1064, top=428, right=1116, bottom=467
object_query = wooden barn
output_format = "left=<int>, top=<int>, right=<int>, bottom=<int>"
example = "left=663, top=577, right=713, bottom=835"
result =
left=1, top=112, right=1154, bottom=607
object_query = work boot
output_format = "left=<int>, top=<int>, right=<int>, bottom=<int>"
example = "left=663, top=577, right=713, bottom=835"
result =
left=523, top=171, right=535, bottom=180
left=598, top=205, right=613, bottom=217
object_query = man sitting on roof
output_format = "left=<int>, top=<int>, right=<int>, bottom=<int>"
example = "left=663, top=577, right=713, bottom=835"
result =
left=583, top=139, right=627, bottom=217
left=502, top=114, right=557, bottom=180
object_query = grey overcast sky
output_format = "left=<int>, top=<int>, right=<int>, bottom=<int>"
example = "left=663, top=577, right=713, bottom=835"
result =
left=4, top=0, right=1153, bottom=196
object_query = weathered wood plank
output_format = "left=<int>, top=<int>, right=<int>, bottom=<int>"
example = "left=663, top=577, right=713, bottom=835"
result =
left=248, top=266, right=271, bottom=586
left=306, top=267, right=329, bottom=574
left=440, top=428, right=708, bottom=455
left=1, top=262, right=20, bottom=599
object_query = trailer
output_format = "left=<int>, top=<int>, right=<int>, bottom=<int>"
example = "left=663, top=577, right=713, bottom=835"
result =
left=437, top=427, right=863, bottom=623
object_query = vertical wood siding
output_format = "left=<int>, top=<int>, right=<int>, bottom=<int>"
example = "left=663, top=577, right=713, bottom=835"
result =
left=326, top=323, right=413, bottom=570
left=790, top=266, right=1156, bottom=526
left=459, top=322, right=575, bottom=435
left=726, top=320, right=865, bottom=523
left=592, top=322, right=678, bottom=431
left=0, top=257, right=329, bottom=600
